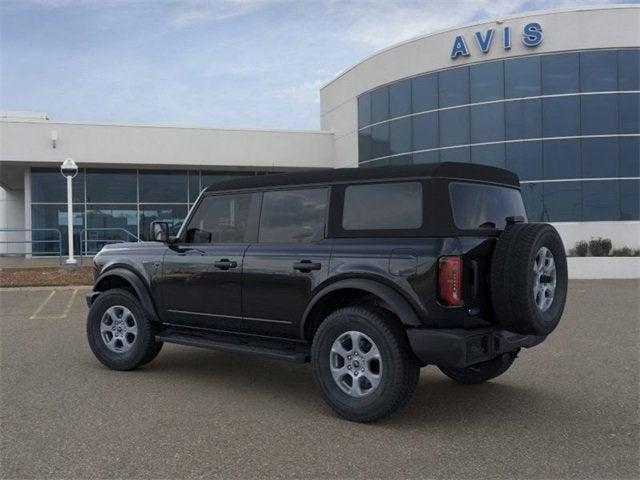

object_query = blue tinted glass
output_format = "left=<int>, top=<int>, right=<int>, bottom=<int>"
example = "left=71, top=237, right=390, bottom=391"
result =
left=505, top=56, right=541, bottom=98
left=189, top=171, right=200, bottom=203
left=582, top=138, right=619, bottom=178
left=31, top=204, right=84, bottom=255
left=619, top=93, right=640, bottom=134
left=386, top=155, right=413, bottom=166
left=506, top=141, right=543, bottom=181
left=471, top=144, right=505, bottom=168
left=470, top=103, right=504, bottom=142
left=544, top=182, right=581, bottom=221
left=439, top=67, right=469, bottom=107
left=543, top=139, right=581, bottom=179
left=86, top=169, right=136, bottom=203
left=390, top=79, right=411, bottom=117
left=470, top=61, right=504, bottom=102
left=581, top=94, right=618, bottom=135
left=439, top=108, right=469, bottom=147
left=389, top=118, right=412, bottom=155
left=358, top=128, right=372, bottom=162
left=541, top=53, right=579, bottom=94
left=440, top=147, right=470, bottom=163
left=371, top=87, right=389, bottom=123
left=358, top=94, right=371, bottom=128
left=31, top=169, right=84, bottom=203
left=505, top=99, right=542, bottom=140
left=619, top=49, right=640, bottom=90
left=412, top=112, right=439, bottom=150
left=520, top=183, right=544, bottom=222
left=412, top=74, right=438, bottom=112
left=620, top=179, right=640, bottom=220
left=542, top=96, right=580, bottom=137
left=620, top=137, right=640, bottom=177
left=580, top=51, right=617, bottom=92
left=371, top=123, right=390, bottom=158
left=140, top=170, right=188, bottom=203
left=583, top=180, right=620, bottom=221
left=413, top=151, right=440, bottom=164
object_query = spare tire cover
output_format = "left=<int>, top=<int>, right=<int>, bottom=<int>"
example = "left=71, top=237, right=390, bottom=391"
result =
left=490, top=223, right=568, bottom=336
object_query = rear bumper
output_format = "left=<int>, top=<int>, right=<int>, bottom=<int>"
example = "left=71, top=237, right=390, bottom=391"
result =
left=407, top=326, right=546, bottom=368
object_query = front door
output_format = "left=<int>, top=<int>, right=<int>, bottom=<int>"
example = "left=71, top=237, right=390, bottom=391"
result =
left=241, top=187, right=331, bottom=338
left=160, top=191, right=260, bottom=332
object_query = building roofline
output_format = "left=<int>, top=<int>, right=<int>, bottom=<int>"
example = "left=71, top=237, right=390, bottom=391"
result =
left=320, top=4, right=639, bottom=91
left=0, top=117, right=334, bottom=136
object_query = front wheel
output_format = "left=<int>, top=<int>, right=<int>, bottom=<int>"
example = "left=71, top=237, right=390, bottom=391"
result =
left=438, top=352, right=517, bottom=385
left=311, top=306, right=419, bottom=423
left=87, top=289, right=163, bottom=371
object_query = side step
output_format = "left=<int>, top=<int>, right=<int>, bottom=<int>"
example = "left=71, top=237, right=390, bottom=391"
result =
left=156, top=327, right=310, bottom=363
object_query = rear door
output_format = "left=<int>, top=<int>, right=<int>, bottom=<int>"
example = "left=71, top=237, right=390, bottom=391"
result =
left=241, top=187, right=332, bottom=339
left=160, top=192, right=260, bottom=332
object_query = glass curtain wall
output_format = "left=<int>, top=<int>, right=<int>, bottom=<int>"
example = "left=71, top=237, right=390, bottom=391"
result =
left=31, top=169, right=273, bottom=255
left=357, top=48, right=640, bottom=222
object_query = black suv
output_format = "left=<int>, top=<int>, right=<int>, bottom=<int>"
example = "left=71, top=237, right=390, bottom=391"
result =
left=86, top=162, right=567, bottom=422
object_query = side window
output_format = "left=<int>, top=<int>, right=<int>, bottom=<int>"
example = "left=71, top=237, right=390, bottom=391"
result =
left=343, top=182, right=423, bottom=230
left=184, top=193, right=259, bottom=243
left=259, top=188, right=329, bottom=243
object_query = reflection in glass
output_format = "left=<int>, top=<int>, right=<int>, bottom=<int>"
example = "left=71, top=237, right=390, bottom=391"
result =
left=31, top=204, right=84, bottom=255
left=506, top=142, right=543, bottom=181
left=618, top=49, right=640, bottom=91
left=390, top=118, right=412, bottom=155
left=139, top=205, right=188, bottom=241
left=505, top=56, right=540, bottom=98
left=412, top=74, right=438, bottom=113
left=371, top=123, right=390, bottom=158
left=470, top=103, right=504, bottom=142
left=439, top=108, right=469, bottom=147
left=543, top=182, right=581, bottom=221
left=505, top=99, right=541, bottom=140
left=471, top=144, right=505, bottom=168
left=390, top=79, right=411, bottom=117
left=581, top=138, right=619, bottom=178
left=620, top=179, right=640, bottom=220
left=412, top=112, right=438, bottom=151
left=470, top=61, right=504, bottom=102
left=85, top=205, right=138, bottom=254
left=359, top=128, right=373, bottom=162
left=439, top=67, right=469, bottom=108
left=371, top=87, right=389, bottom=123
left=543, top=96, right=580, bottom=137
left=583, top=180, right=620, bottom=221
left=32, top=169, right=85, bottom=203
left=140, top=171, right=188, bottom=203
left=619, top=93, right=640, bottom=134
left=581, top=94, right=618, bottom=135
left=86, top=169, right=136, bottom=203
left=580, top=51, right=617, bottom=92
left=543, top=139, right=581, bottom=180
left=542, top=53, right=579, bottom=94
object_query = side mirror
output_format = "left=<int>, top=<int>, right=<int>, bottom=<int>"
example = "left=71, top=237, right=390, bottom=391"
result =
left=151, top=221, right=169, bottom=242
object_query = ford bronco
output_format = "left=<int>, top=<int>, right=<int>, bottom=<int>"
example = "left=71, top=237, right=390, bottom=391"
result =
left=86, top=162, right=567, bottom=422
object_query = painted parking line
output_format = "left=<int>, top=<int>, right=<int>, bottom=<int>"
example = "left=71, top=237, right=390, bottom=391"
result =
left=28, top=288, right=82, bottom=320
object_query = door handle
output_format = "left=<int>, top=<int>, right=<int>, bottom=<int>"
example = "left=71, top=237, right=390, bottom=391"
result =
left=293, top=260, right=321, bottom=272
left=214, top=259, right=238, bottom=270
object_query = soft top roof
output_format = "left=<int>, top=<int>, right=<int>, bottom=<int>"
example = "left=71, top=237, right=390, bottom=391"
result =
left=204, top=162, right=520, bottom=193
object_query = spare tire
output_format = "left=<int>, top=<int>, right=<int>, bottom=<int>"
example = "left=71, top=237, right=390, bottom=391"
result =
left=490, top=223, right=567, bottom=335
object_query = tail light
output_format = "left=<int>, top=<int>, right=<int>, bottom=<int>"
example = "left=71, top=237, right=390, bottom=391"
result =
left=438, top=256, right=463, bottom=306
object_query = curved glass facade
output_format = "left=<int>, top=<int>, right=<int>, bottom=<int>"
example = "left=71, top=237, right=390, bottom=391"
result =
left=357, top=48, right=640, bottom=222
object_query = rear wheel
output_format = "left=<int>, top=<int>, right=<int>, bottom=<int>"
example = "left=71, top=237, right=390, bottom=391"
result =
left=87, top=289, right=162, bottom=371
left=439, top=352, right=517, bottom=385
left=490, top=223, right=568, bottom=335
left=311, top=306, right=419, bottom=423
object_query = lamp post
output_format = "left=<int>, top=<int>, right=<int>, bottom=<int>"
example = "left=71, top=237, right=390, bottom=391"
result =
left=60, top=158, right=78, bottom=265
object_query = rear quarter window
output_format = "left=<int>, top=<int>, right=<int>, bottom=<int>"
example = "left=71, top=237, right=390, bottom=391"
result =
left=342, top=182, right=423, bottom=230
left=449, top=182, right=527, bottom=230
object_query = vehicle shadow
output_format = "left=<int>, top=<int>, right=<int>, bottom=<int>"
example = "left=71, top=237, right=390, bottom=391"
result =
left=124, top=346, right=571, bottom=428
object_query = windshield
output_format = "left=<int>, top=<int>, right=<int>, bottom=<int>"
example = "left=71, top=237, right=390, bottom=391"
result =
left=449, top=182, right=527, bottom=230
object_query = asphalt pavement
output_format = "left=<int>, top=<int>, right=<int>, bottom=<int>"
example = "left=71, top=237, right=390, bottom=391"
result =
left=1, top=280, right=638, bottom=479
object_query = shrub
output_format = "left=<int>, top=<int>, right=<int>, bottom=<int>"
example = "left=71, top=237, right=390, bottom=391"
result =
left=573, top=240, right=589, bottom=257
left=610, top=247, right=640, bottom=257
left=588, top=237, right=612, bottom=257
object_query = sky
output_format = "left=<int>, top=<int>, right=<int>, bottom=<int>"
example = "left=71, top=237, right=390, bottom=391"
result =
left=1, top=0, right=636, bottom=130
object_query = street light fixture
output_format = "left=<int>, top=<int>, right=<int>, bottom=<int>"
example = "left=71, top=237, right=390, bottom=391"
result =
left=60, top=158, right=78, bottom=265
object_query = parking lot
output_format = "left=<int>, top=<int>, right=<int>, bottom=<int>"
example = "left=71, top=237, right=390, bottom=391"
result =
left=1, top=280, right=638, bottom=479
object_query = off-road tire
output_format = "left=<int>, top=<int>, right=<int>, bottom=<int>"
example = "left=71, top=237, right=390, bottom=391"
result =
left=311, top=306, right=420, bottom=423
left=87, top=289, right=163, bottom=371
left=490, top=223, right=567, bottom=335
left=439, top=352, right=517, bottom=385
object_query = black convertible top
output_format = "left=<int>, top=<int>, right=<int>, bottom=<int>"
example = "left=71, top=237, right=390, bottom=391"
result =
left=204, top=162, right=520, bottom=193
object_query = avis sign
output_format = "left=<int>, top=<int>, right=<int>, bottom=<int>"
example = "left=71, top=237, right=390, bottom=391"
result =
left=450, top=22, right=543, bottom=59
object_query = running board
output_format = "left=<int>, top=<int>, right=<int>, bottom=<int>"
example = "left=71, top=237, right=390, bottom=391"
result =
left=156, top=328, right=310, bottom=363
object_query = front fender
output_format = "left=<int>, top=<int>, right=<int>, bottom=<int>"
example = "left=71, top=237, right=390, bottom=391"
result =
left=300, top=278, right=423, bottom=338
left=91, top=267, right=160, bottom=323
